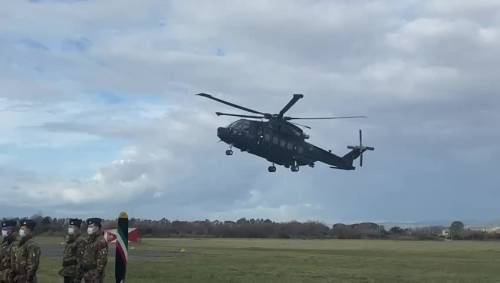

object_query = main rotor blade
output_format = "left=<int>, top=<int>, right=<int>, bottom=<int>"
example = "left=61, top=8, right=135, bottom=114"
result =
left=215, top=112, right=266, bottom=119
left=279, top=94, right=304, bottom=117
left=285, top=115, right=367, bottom=120
left=197, top=93, right=266, bottom=115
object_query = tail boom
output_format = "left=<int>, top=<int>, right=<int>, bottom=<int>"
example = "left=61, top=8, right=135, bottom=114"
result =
left=342, top=146, right=374, bottom=167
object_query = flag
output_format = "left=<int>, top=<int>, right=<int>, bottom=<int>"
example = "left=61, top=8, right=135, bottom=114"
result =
left=115, top=211, right=128, bottom=283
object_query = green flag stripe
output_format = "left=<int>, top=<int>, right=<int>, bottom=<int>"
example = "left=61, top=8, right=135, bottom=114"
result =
left=117, top=228, right=128, bottom=249
left=116, top=235, right=128, bottom=261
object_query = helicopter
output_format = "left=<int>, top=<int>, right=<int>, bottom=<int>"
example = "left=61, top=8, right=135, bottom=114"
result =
left=197, top=93, right=374, bottom=172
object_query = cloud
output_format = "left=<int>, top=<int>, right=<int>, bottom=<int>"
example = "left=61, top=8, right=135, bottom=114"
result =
left=0, top=0, right=499, bottom=223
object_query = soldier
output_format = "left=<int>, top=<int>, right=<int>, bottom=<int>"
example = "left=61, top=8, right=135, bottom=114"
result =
left=1, top=220, right=17, bottom=283
left=59, top=219, right=85, bottom=283
left=81, top=218, right=108, bottom=283
left=11, top=219, right=41, bottom=283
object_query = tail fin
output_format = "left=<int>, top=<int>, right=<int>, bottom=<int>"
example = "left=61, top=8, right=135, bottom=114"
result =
left=343, top=130, right=374, bottom=168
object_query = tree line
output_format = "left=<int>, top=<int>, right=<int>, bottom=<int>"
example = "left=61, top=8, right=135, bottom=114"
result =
left=2, top=216, right=500, bottom=240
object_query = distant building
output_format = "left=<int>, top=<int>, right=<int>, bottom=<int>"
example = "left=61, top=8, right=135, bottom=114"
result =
left=467, top=226, right=487, bottom=232
left=466, top=226, right=500, bottom=233
left=487, top=227, right=500, bottom=234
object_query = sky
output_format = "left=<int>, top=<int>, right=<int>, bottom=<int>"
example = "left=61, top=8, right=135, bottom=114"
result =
left=1, top=0, right=499, bottom=224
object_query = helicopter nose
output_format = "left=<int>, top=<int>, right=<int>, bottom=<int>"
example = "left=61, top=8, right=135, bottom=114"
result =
left=217, top=127, right=230, bottom=140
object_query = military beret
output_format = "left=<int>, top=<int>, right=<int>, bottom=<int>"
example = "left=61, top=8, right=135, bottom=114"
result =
left=86, top=218, right=102, bottom=226
left=69, top=218, right=83, bottom=227
left=1, top=220, right=17, bottom=228
left=20, top=219, right=36, bottom=230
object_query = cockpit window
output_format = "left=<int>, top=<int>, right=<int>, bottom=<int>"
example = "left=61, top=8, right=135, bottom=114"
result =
left=228, top=120, right=251, bottom=132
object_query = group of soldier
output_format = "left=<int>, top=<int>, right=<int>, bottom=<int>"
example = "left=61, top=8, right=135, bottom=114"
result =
left=0, top=217, right=108, bottom=283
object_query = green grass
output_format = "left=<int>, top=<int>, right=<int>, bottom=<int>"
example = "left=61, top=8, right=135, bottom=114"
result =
left=37, top=238, right=500, bottom=282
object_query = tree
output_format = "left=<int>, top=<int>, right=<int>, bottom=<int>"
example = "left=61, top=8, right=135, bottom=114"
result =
left=449, top=221, right=464, bottom=240
left=389, top=226, right=404, bottom=234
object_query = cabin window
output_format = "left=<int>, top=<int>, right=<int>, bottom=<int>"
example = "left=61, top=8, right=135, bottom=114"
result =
left=273, top=137, right=279, bottom=145
left=264, top=134, right=271, bottom=142
left=287, top=142, right=293, bottom=150
left=280, top=139, right=286, bottom=148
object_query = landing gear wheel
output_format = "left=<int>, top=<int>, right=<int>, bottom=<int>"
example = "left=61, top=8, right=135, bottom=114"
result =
left=291, top=165, right=299, bottom=172
left=268, top=166, right=276, bottom=173
left=225, top=149, right=233, bottom=156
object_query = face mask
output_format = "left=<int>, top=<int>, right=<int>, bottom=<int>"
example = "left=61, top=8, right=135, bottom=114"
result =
left=19, top=228, right=26, bottom=238
left=87, top=226, right=96, bottom=235
left=68, top=227, right=75, bottom=235
left=1, top=229, right=8, bottom=237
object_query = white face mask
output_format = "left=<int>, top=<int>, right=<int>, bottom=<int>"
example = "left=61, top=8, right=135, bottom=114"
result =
left=1, top=229, right=8, bottom=237
left=19, top=228, right=26, bottom=238
left=68, top=227, right=75, bottom=235
left=87, top=226, right=97, bottom=235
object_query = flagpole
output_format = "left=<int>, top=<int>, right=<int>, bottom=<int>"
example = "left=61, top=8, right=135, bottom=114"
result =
left=115, top=211, right=129, bottom=283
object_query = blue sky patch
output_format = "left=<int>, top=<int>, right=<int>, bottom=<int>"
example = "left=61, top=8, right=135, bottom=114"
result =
left=17, top=39, right=49, bottom=51
left=216, top=48, right=226, bottom=57
left=61, top=37, right=92, bottom=52
left=0, top=139, right=126, bottom=178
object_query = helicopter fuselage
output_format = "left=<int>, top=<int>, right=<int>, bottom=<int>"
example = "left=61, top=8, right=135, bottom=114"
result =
left=196, top=92, right=374, bottom=172
left=217, top=119, right=354, bottom=170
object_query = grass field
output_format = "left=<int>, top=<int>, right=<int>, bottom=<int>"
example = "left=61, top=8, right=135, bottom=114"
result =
left=36, top=237, right=500, bottom=282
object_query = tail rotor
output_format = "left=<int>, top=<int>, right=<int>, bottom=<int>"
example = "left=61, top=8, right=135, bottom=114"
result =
left=347, top=129, right=374, bottom=167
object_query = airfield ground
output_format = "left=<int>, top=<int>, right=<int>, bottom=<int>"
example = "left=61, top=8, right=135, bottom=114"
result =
left=36, top=237, right=500, bottom=282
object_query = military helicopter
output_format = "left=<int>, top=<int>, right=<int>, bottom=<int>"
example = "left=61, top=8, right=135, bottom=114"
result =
left=197, top=93, right=374, bottom=172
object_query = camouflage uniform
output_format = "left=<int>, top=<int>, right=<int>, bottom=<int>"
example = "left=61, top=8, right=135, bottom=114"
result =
left=0, top=236, right=16, bottom=283
left=10, top=237, right=40, bottom=283
left=81, top=231, right=108, bottom=283
left=59, top=235, right=85, bottom=283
